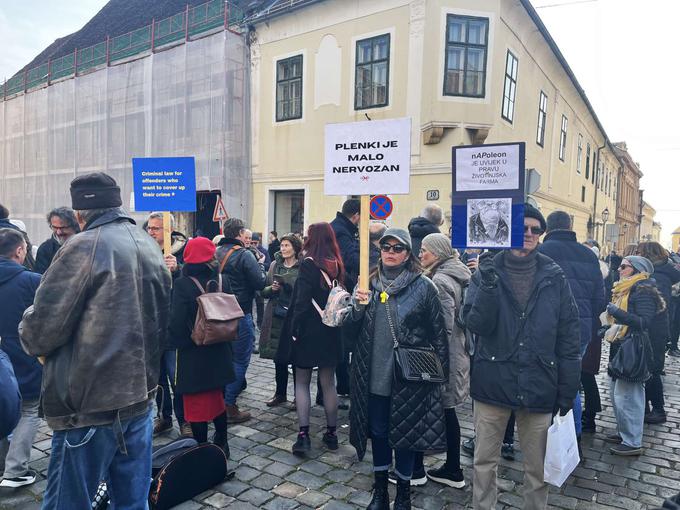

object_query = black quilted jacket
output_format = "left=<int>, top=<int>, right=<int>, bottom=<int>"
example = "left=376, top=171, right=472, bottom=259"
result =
left=349, top=272, right=449, bottom=460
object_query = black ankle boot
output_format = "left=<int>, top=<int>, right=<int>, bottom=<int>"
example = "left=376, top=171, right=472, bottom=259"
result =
left=367, top=471, right=390, bottom=510
left=393, top=476, right=411, bottom=510
left=212, top=429, right=230, bottom=460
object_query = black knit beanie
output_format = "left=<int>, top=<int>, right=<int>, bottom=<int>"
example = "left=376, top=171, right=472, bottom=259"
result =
left=524, top=203, right=546, bottom=232
left=70, top=172, right=122, bottom=210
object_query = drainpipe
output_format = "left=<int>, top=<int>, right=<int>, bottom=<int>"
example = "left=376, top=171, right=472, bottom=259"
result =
left=615, top=161, right=623, bottom=251
left=592, top=142, right=605, bottom=242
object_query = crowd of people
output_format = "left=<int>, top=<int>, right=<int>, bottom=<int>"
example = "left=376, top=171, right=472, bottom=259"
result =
left=0, top=172, right=679, bottom=510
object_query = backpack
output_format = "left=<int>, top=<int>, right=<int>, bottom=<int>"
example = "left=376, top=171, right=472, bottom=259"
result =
left=190, top=274, right=244, bottom=346
left=306, top=258, right=352, bottom=328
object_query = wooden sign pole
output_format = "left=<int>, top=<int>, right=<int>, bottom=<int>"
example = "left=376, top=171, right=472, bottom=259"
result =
left=359, top=195, right=370, bottom=302
left=163, top=211, right=172, bottom=255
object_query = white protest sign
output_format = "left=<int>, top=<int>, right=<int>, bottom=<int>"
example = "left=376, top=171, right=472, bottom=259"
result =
left=455, top=144, right=521, bottom=192
left=324, top=117, right=411, bottom=196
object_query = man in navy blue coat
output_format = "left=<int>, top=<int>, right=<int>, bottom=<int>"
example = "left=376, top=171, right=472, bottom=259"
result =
left=0, top=228, right=42, bottom=488
left=0, top=350, right=20, bottom=441
left=329, top=199, right=361, bottom=402
left=538, top=211, right=606, bottom=436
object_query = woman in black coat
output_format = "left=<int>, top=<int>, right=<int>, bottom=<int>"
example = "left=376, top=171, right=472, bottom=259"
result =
left=277, top=222, right=344, bottom=456
left=605, top=255, right=665, bottom=456
left=168, top=237, right=235, bottom=456
left=351, top=228, right=448, bottom=510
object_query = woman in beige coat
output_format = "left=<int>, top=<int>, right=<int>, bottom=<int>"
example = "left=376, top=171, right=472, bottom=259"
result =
left=405, top=233, right=471, bottom=489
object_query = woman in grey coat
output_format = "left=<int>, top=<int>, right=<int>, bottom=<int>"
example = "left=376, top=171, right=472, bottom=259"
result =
left=408, top=233, right=471, bottom=489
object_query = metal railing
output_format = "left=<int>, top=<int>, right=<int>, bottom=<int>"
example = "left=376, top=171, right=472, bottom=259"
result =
left=2, top=0, right=244, bottom=101
left=249, top=0, right=320, bottom=20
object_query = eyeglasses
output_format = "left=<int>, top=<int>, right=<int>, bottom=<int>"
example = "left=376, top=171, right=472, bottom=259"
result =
left=524, top=225, right=545, bottom=235
left=380, top=243, right=407, bottom=254
left=146, top=226, right=163, bottom=233
left=619, top=264, right=633, bottom=270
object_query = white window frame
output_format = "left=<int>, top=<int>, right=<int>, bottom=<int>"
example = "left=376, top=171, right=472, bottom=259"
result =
left=501, top=50, right=518, bottom=123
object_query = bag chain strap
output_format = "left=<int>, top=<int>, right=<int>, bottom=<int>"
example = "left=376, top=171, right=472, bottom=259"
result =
left=384, top=298, right=400, bottom=349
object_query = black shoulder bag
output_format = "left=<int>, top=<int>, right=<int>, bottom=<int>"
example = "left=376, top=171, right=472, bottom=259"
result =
left=384, top=297, right=445, bottom=384
left=607, top=319, right=653, bottom=383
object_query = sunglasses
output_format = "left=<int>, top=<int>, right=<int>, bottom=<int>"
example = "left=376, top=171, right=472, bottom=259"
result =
left=524, top=225, right=545, bottom=235
left=380, top=243, right=407, bottom=254
left=619, top=264, right=633, bottom=270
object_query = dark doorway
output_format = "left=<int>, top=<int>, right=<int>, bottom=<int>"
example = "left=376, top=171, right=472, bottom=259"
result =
left=194, top=190, right=222, bottom=239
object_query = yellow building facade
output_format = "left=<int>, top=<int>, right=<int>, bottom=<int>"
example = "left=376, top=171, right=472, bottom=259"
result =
left=247, top=0, right=617, bottom=240
left=639, top=201, right=658, bottom=243
left=672, top=227, right=680, bottom=253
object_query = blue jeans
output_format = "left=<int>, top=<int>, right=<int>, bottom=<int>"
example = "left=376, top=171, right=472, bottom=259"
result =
left=224, top=314, right=254, bottom=406
left=42, top=407, right=153, bottom=510
left=156, top=350, right=184, bottom=423
left=368, top=394, right=415, bottom=480
left=572, top=343, right=588, bottom=436
left=611, top=378, right=645, bottom=448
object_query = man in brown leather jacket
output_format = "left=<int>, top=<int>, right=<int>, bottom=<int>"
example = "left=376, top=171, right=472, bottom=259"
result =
left=20, top=172, right=172, bottom=509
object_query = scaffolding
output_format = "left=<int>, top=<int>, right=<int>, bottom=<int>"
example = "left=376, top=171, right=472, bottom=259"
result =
left=0, top=0, right=250, bottom=243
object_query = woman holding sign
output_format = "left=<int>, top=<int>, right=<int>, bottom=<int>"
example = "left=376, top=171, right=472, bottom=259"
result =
left=349, top=228, right=448, bottom=510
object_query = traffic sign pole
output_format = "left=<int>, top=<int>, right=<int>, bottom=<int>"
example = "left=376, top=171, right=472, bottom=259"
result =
left=163, top=211, right=172, bottom=255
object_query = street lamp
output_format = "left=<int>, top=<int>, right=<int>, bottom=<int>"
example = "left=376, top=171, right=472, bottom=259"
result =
left=601, top=207, right=610, bottom=248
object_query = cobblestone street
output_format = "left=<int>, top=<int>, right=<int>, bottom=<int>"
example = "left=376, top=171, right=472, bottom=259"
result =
left=2, top=345, right=680, bottom=510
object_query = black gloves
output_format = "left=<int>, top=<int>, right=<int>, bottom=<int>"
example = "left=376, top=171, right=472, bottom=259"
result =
left=478, top=252, right=498, bottom=287
left=553, top=404, right=572, bottom=417
left=606, top=303, right=620, bottom=316
left=597, top=325, right=611, bottom=339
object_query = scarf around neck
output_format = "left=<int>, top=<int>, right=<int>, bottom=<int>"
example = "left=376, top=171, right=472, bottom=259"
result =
left=372, top=263, right=418, bottom=298
left=607, top=272, right=649, bottom=340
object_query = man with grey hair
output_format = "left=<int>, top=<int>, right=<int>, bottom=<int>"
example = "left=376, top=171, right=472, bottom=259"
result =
left=144, top=211, right=191, bottom=438
left=35, top=207, right=80, bottom=274
left=144, top=211, right=187, bottom=275
left=21, top=172, right=171, bottom=508
left=408, top=204, right=444, bottom=256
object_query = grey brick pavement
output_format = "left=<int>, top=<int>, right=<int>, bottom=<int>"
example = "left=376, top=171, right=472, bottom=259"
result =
left=2, top=345, right=679, bottom=509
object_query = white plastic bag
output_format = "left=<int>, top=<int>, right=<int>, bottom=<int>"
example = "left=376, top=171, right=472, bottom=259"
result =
left=543, top=410, right=580, bottom=487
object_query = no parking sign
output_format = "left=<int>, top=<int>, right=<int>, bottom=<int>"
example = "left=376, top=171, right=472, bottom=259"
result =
left=370, top=195, right=393, bottom=220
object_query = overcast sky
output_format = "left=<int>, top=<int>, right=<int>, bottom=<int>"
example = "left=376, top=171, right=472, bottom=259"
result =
left=0, top=1, right=108, bottom=81
left=529, top=0, right=680, bottom=246
left=1, top=0, right=678, bottom=246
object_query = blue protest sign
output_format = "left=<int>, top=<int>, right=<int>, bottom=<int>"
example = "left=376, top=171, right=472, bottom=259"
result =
left=451, top=142, right=525, bottom=249
left=370, top=195, right=393, bottom=220
left=132, top=157, right=197, bottom=212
